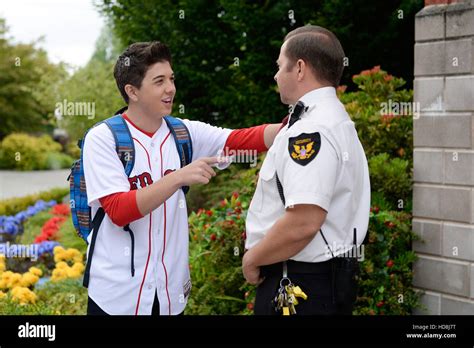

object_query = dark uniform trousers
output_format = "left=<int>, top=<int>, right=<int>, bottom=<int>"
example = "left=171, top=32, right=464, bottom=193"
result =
left=254, top=257, right=359, bottom=315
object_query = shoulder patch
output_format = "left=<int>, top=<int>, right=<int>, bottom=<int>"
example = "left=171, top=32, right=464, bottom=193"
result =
left=288, top=132, right=321, bottom=166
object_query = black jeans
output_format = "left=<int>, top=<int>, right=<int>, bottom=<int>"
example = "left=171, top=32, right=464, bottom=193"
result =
left=254, top=258, right=358, bottom=315
left=87, top=292, right=162, bottom=315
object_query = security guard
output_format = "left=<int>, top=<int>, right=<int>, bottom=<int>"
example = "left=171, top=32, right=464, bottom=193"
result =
left=242, top=25, right=370, bottom=315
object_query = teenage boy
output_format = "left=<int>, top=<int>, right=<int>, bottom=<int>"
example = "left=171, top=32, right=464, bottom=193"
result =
left=83, top=41, right=281, bottom=315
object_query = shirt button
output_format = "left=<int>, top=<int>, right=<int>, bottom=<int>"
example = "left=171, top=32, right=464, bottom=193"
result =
left=148, top=284, right=153, bottom=290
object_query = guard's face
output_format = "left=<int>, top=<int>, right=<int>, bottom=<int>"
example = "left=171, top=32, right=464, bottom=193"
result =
left=274, top=42, right=298, bottom=105
left=132, top=61, right=176, bottom=117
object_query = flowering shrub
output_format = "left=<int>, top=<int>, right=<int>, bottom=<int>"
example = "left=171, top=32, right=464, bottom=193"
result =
left=51, top=246, right=84, bottom=282
left=0, top=200, right=56, bottom=237
left=186, top=192, right=255, bottom=315
left=339, top=66, right=413, bottom=164
left=0, top=187, right=68, bottom=216
left=34, top=216, right=66, bottom=243
left=355, top=208, right=419, bottom=315
left=0, top=255, right=43, bottom=305
left=0, top=133, right=74, bottom=170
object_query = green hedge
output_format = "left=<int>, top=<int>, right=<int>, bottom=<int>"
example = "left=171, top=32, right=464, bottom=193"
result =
left=0, top=187, right=69, bottom=216
left=0, top=133, right=74, bottom=170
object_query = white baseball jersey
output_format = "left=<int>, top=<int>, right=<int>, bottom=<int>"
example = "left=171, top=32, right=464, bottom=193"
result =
left=246, top=87, right=370, bottom=262
left=83, top=116, right=231, bottom=315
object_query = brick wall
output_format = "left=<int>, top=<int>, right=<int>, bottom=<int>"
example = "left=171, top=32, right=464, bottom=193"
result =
left=413, top=0, right=474, bottom=314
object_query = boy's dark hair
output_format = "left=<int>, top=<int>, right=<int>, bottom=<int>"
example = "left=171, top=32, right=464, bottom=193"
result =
left=114, top=41, right=172, bottom=103
left=284, top=25, right=345, bottom=87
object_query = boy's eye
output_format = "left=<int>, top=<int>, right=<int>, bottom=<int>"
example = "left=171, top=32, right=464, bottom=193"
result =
left=156, top=80, right=163, bottom=84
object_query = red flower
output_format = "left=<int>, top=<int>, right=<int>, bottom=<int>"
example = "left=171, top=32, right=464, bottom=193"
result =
left=210, top=234, right=217, bottom=241
left=374, top=206, right=380, bottom=214
left=337, top=85, right=347, bottom=93
left=206, top=210, right=213, bottom=217
left=384, top=74, right=393, bottom=81
left=236, top=201, right=242, bottom=207
left=220, top=200, right=227, bottom=207
left=234, top=207, right=242, bottom=214
left=376, top=301, right=384, bottom=308
left=247, top=302, right=254, bottom=311
left=232, top=192, right=239, bottom=199
left=51, top=204, right=70, bottom=216
left=371, top=65, right=381, bottom=74
left=384, top=221, right=395, bottom=229
left=386, top=260, right=394, bottom=268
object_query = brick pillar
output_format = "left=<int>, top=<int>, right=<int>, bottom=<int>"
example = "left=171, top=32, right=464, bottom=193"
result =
left=413, top=0, right=474, bottom=314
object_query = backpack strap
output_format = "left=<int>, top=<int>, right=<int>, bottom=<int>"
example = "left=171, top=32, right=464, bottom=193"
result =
left=104, top=115, right=135, bottom=177
left=82, top=207, right=105, bottom=287
left=163, top=116, right=193, bottom=194
left=82, top=114, right=136, bottom=288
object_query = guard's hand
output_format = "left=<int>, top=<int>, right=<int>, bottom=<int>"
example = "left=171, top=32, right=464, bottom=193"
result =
left=242, top=250, right=264, bottom=285
left=176, top=157, right=218, bottom=186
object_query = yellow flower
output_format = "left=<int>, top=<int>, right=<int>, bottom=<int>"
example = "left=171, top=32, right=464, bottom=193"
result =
left=51, top=268, right=67, bottom=282
left=28, top=267, right=42, bottom=277
left=1, top=271, right=13, bottom=282
left=66, top=268, right=81, bottom=279
left=72, top=262, right=85, bottom=274
left=73, top=254, right=83, bottom=263
left=0, top=279, right=7, bottom=289
left=53, top=246, right=65, bottom=255
left=0, top=291, right=6, bottom=299
left=8, top=273, right=22, bottom=288
left=0, top=262, right=6, bottom=274
left=11, top=286, right=36, bottom=305
left=21, top=272, right=39, bottom=287
left=56, top=261, right=68, bottom=269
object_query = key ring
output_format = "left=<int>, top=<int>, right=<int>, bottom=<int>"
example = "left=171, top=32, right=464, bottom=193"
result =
left=279, top=277, right=291, bottom=288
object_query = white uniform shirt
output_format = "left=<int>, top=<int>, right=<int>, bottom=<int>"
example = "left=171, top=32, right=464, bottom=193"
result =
left=83, top=116, right=231, bottom=315
left=246, top=87, right=370, bottom=262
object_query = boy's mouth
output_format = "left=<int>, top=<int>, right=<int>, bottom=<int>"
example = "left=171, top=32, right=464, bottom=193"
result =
left=161, top=97, right=173, bottom=105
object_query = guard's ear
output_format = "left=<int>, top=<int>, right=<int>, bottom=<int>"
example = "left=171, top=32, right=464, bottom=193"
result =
left=296, top=59, right=305, bottom=81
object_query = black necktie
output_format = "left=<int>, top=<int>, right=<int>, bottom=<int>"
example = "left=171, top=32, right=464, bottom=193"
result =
left=288, top=101, right=306, bottom=128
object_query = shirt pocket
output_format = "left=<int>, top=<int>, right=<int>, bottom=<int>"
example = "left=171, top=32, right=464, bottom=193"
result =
left=251, top=154, right=277, bottom=212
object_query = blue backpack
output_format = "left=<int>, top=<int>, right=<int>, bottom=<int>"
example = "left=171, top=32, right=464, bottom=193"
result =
left=68, top=109, right=193, bottom=287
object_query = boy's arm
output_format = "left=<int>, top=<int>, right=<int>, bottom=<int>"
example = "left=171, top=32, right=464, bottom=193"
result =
left=182, top=119, right=284, bottom=160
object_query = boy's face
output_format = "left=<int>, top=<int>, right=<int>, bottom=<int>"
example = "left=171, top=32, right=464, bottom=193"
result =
left=131, top=61, right=176, bottom=117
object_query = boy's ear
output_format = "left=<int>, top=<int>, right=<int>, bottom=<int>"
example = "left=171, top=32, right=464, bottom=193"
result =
left=125, top=84, right=139, bottom=102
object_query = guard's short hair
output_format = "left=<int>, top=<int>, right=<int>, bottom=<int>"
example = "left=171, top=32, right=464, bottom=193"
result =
left=114, top=41, right=172, bottom=103
left=284, top=25, right=345, bottom=87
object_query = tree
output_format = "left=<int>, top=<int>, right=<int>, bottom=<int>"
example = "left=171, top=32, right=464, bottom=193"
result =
left=0, top=18, right=67, bottom=139
left=98, top=0, right=423, bottom=129
left=57, top=25, right=125, bottom=140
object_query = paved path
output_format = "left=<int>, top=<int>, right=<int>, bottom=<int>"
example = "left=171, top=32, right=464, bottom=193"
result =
left=0, top=169, right=70, bottom=200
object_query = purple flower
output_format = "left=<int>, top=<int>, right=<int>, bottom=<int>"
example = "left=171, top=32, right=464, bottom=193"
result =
left=36, top=241, right=60, bottom=256
left=0, top=199, right=58, bottom=237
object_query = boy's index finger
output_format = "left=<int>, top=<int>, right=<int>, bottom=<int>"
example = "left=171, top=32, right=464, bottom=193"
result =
left=200, top=157, right=219, bottom=165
